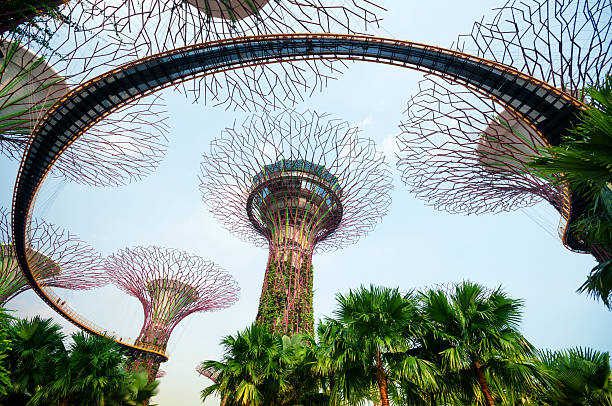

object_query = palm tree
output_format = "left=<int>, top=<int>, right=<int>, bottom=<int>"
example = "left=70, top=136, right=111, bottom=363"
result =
left=0, top=308, right=12, bottom=398
left=537, top=347, right=612, bottom=405
left=305, top=319, right=372, bottom=405
left=420, top=281, right=539, bottom=406
left=334, top=285, right=438, bottom=406
left=200, top=324, right=299, bottom=406
left=3, top=316, right=65, bottom=403
left=531, top=75, right=612, bottom=307
left=532, top=75, right=612, bottom=201
left=30, top=332, right=132, bottom=405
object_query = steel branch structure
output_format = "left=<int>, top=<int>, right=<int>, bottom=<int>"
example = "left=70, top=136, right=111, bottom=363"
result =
left=397, top=0, right=610, bottom=255
left=455, top=0, right=612, bottom=102
left=106, top=246, right=239, bottom=380
left=0, top=12, right=169, bottom=186
left=90, top=0, right=385, bottom=109
left=200, top=109, right=392, bottom=334
left=397, top=76, right=563, bottom=215
left=11, top=33, right=586, bottom=359
left=0, top=207, right=106, bottom=304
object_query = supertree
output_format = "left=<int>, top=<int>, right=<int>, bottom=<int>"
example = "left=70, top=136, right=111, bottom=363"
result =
left=0, top=7, right=169, bottom=187
left=105, top=246, right=240, bottom=381
left=88, top=0, right=385, bottom=110
left=396, top=0, right=611, bottom=258
left=200, top=109, right=392, bottom=334
left=0, top=207, right=106, bottom=304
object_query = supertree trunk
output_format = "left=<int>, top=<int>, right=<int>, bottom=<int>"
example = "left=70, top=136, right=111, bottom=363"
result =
left=256, top=254, right=314, bottom=334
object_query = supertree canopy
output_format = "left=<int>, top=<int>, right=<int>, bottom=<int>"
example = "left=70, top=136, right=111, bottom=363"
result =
left=396, top=76, right=562, bottom=216
left=91, top=0, right=385, bottom=110
left=106, top=246, right=240, bottom=380
left=396, top=0, right=610, bottom=241
left=0, top=207, right=106, bottom=304
left=0, top=10, right=169, bottom=187
left=200, top=109, right=392, bottom=334
left=455, top=0, right=611, bottom=102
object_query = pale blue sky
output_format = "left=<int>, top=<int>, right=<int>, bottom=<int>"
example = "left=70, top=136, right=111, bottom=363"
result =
left=1, top=1, right=610, bottom=405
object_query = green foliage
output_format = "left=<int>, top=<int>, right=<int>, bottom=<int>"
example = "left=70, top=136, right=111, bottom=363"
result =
left=536, top=347, right=612, bottom=405
left=531, top=76, right=612, bottom=200
left=257, top=259, right=314, bottom=334
left=4, top=316, right=66, bottom=402
left=202, top=282, right=611, bottom=405
left=529, top=76, right=612, bottom=308
left=0, top=308, right=13, bottom=397
left=420, top=281, right=540, bottom=405
left=0, top=316, right=157, bottom=406
left=579, top=258, right=612, bottom=309
left=200, top=324, right=320, bottom=406
left=1, top=0, right=78, bottom=42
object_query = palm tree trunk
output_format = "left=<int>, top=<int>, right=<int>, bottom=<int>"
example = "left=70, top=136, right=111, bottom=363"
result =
left=473, top=361, right=495, bottom=406
left=375, top=350, right=390, bottom=406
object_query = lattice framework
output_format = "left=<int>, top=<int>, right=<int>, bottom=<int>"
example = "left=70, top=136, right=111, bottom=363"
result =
left=88, top=0, right=385, bottom=109
left=397, top=0, right=610, bottom=239
left=455, top=0, right=611, bottom=101
left=397, top=76, right=562, bottom=215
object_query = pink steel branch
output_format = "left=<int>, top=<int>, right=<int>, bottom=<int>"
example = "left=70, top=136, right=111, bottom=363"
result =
left=106, top=246, right=239, bottom=351
left=0, top=207, right=106, bottom=304
left=200, top=109, right=392, bottom=333
left=106, top=246, right=239, bottom=379
left=397, top=0, right=610, bottom=232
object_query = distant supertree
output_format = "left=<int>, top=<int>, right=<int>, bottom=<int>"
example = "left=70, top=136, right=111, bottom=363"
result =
left=196, top=363, right=218, bottom=383
left=106, top=246, right=240, bottom=380
left=0, top=10, right=169, bottom=187
left=397, top=0, right=611, bottom=244
left=0, top=207, right=106, bottom=304
left=200, top=110, right=392, bottom=334
left=90, top=0, right=385, bottom=110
